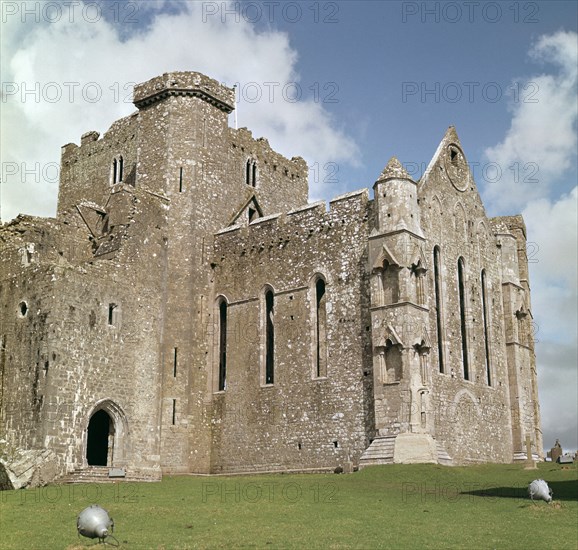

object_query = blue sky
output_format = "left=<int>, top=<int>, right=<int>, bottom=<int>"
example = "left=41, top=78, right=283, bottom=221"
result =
left=1, top=0, right=577, bottom=453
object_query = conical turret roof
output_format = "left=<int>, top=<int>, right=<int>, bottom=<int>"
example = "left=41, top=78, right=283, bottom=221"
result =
left=374, top=157, right=413, bottom=185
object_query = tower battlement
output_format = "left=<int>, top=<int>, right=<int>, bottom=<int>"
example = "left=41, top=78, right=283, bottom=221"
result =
left=133, top=71, right=235, bottom=112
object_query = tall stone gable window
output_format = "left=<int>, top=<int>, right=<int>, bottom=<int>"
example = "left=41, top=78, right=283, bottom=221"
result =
left=218, top=297, right=228, bottom=391
left=312, top=276, right=328, bottom=378
left=246, top=159, right=257, bottom=187
left=433, top=246, right=445, bottom=373
left=261, top=286, right=275, bottom=385
left=457, top=257, right=470, bottom=380
left=111, top=155, right=124, bottom=185
left=481, top=269, right=492, bottom=386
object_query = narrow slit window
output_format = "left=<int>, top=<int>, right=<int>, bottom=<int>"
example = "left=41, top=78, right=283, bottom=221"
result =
left=179, top=167, right=183, bottom=192
left=112, top=159, right=117, bottom=185
left=246, top=160, right=251, bottom=186
left=108, top=303, right=117, bottom=326
left=172, top=399, right=176, bottom=425
left=314, top=278, right=328, bottom=378
left=481, top=270, right=491, bottom=386
left=252, top=162, right=257, bottom=187
left=173, top=347, right=178, bottom=378
left=118, top=156, right=123, bottom=182
left=433, top=246, right=444, bottom=373
left=218, top=299, right=227, bottom=391
left=265, top=289, right=275, bottom=385
left=457, top=257, right=469, bottom=380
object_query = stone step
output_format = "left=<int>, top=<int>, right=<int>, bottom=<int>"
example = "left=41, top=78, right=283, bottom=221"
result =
left=359, top=436, right=454, bottom=468
left=358, top=436, right=396, bottom=467
left=58, top=467, right=157, bottom=484
left=436, top=442, right=453, bottom=466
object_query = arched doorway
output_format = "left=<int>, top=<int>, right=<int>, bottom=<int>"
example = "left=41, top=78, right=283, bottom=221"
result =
left=86, top=409, right=114, bottom=466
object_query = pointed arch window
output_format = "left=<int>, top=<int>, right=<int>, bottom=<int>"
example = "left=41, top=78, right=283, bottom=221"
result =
left=457, top=257, right=470, bottom=380
left=313, top=276, right=328, bottom=378
left=383, top=339, right=402, bottom=383
left=217, top=297, right=228, bottom=391
left=381, top=261, right=400, bottom=305
left=433, top=246, right=445, bottom=373
left=481, top=269, right=491, bottom=386
left=111, top=155, right=124, bottom=184
left=246, top=159, right=257, bottom=187
left=261, top=287, right=275, bottom=385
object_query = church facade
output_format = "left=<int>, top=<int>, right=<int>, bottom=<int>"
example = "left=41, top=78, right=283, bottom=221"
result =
left=0, top=72, right=542, bottom=487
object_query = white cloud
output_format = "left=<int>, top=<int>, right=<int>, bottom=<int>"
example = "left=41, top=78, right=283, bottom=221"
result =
left=526, top=191, right=578, bottom=450
left=482, top=31, right=578, bottom=453
left=483, top=30, right=577, bottom=212
left=0, top=1, right=358, bottom=222
left=524, top=187, right=578, bottom=291
left=536, top=341, right=578, bottom=452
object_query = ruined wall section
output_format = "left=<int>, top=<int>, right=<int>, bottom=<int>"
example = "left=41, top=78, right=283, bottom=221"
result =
left=210, top=190, right=373, bottom=473
left=417, top=130, right=514, bottom=463
left=0, top=218, right=63, bottom=453
left=0, top=188, right=169, bottom=478
left=58, top=114, right=138, bottom=218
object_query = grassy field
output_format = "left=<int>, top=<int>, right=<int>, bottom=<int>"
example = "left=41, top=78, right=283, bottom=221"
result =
left=0, top=462, right=576, bottom=549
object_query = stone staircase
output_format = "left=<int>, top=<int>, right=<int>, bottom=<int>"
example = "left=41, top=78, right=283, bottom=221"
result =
left=358, top=436, right=396, bottom=467
left=359, top=435, right=453, bottom=468
left=436, top=442, right=453, bottom=466
left=58, top=466, right=158, bottom=484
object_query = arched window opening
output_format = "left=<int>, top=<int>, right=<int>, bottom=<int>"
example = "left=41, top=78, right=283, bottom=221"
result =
left=245, top=159, right=257, bottom=187
left=458, top=257, right=470, bottom=380
left=411, top=260, right=427, bottom=305
left=86, top=409, right=114, bottom=466
left=111, top=156, right=124, bottom=184
left=381, top=261, right=400, bottom=305
left=314, top=277, right=327, bottom=378
left=384, top=339, right=402, bottom=383
left=481, top=270, right=492, bottom=386
left=433, top=246, right=445, bottom=373
left=264, top=289, right=275, bottom=384
left=218, top=299, right=227, bottom=391
left=112, top=159, right=117, bottom=185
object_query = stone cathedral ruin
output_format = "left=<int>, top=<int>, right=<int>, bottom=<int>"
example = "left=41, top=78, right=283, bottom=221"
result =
left=0, top=72, right=542, bottom=487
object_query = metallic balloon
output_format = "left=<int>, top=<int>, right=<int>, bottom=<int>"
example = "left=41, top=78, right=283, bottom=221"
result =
left=77, top=504, right=114, bottom=542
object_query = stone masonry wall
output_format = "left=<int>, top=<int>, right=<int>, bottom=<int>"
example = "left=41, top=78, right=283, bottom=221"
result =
left=210, top=190, right=373, bottom=472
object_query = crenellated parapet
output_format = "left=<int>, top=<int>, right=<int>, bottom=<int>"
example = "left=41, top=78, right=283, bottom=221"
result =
left=133, top=71, right=235, bottom=112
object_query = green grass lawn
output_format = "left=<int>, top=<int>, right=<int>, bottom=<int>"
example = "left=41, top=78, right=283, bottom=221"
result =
left=1, top=462, right=576, bottom=549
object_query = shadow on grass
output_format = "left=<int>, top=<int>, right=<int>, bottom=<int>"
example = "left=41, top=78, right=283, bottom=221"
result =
left=460, top=480, right=578, bottom=501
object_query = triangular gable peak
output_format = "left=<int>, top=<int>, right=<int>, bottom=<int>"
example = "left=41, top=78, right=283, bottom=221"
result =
left=410, top=245, right=429, bottom=274
left=76, top=202, right=107, bottom=238
left=413, top=329, right=432, bottom=353
left=418, top=125, right=489, bottom=221
left=420, top=127, right=474, bottom=191
left=228, top=192, right=264, bottom=226
left=372, top=242, right=402, bottom=271
left=375, top=324, right=405, bottom=349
